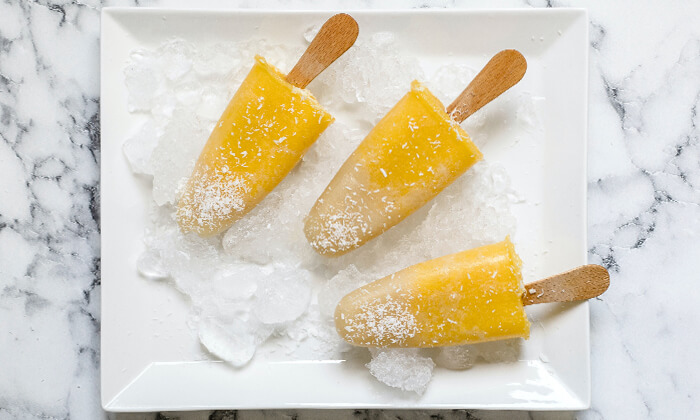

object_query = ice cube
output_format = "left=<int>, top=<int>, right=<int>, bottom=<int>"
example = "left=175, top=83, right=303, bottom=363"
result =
left=192, top=43, right=239, bottom=78
left=311, top=32, right=424, bottom=122
left=210, top=264, right=259, bottom=301
left=303, top=23, right=321, bottom=43
left=222, top=192, right=289, bottom=265
left=366, top=348, right=435, bottom=395
left=122, top=121, right=159, bottom=175
left=124, top=50, right=163, bottom=112
left=136, top=247, right=169, bottom=280
left=317, top=265, right=372, bottom=317
left=196, top=86, right=231, bottom=123
left=280, top=306, right=350, bottom=359
left=198, top=316, right=273, bottom=367
left=299, top=123, right=365, bottom=184
left=253, top=267, right=312, bottom=324
left=143, top=217, right=222, bottom=298
left=150, top=109, right=208, bottom=206
left=474, top=339, right=520, bottom=363
left=428, top=62, right=476, bottom=105
left=156, top=38, right=194, bottom=81
left=434, top=345, right=477, bottom=370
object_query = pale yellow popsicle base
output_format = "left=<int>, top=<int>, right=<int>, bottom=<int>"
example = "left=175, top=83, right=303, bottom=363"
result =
left=335, top=238, right=530, bottom=348
left=177, top=56, right=333, bottom=236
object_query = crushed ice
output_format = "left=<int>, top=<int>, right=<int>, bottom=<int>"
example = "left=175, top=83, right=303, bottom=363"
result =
left=367, top=348, right=435, bottom=395
left=124, top=34, right=542, bottom=393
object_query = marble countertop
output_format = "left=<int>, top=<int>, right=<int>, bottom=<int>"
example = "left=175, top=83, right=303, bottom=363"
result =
left=1, top=0, right=698, bottom=419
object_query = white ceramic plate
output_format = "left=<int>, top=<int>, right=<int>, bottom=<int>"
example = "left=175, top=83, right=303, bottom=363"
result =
left=101, top=8, right=589, bottom=411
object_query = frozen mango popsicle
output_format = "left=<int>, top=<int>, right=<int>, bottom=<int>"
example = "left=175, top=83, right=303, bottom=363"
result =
left=305, top=81, right=482, bottom=255
left=305, top=50, right=527, bottom=256
left=177, top=56, right=333, bottom=235
left=177, top=14, right=358, bottom=236
left=335, top=238, right=528, bottom=348
left=335, top=238, right=611, bottom=348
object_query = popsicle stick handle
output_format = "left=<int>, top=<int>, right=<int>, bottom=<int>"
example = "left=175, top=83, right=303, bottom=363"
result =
left=446, top=49, right=527, bottom=123
left=522, top=264, right=610, bottom=306
left=286, top=13, right=359, bottom=89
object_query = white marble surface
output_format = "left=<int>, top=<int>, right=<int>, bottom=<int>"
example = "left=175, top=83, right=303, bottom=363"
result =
left=1, top=0, right=698, bottom=419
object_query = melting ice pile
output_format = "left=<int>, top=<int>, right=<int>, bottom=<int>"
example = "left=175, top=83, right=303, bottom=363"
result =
left=123, top=31, right=541, bottom=395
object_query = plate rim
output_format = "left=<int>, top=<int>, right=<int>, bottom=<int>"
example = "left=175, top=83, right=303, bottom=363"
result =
left=100, top=6, right=590, bottom=411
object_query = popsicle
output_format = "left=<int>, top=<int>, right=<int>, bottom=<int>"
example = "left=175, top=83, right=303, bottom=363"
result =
left=335, top=238, right=610, bottom=348
left=177, top=14, right=359, bottom=236
left=304, top=50, right=527, bottom=256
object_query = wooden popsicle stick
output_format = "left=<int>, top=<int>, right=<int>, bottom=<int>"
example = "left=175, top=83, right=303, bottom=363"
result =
left=286, top=13, right=359, bottom=89
left=522, top=264, right=610, bottom=306
left=446, top=49, right=527, bottom=123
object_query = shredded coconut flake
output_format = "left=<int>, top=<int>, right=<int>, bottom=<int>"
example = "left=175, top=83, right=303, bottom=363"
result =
left=344, top=296, right=419, bottom=346
left=176, top=167, right=249, bottom=232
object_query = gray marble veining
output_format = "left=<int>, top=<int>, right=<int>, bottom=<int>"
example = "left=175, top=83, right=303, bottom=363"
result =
left=1, top=0, right=699, bottom=419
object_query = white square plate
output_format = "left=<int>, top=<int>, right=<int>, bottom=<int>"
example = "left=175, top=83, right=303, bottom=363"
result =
left=101, top=8, right=589, bottom=411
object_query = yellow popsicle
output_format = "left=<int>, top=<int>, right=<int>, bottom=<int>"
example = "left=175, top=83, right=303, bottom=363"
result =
left=335, top=238, right=530, bottom=348
left=304, top=81, right=482, bottom=256
left=177, top=55, right=334, bottom=236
